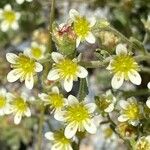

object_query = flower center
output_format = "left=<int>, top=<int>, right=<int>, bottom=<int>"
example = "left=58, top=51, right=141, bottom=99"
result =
left=12, top=97, right=28, bottom=113
left=123, top=102, right=141, bottom=120
left=31, top=47, right=42, bottom=59
left=0, top=96, right=6, bottom=108
left=74, top=16, right=90, bottom=39
left=56, top=59, right=78, bottom=79
left=12, top=54, right=36, bottom=76
left=3, top=11, right=16, bottom=23
left=54, top=131, right=70, bottom=145
left=111, top=54, right=139, bottom=78
left=48, top=93, right=64, bottom=108
left=66, top=103, right=90, bottom=123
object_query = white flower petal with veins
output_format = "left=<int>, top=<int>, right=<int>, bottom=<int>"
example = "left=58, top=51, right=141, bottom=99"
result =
left=116, top=44, right=127, bottom=55
left=25, top=75, right=34, bottom=89
left=6, top=53, right=18, bottom=64
left=68, top=95, right=79, bottom=105
left=128, top=70, right=141, bottom=85
left=35, top=62, right=43, bottom=72
left=51, top=52, right=64, bottom=63
left=52, top=86, right=59, bottom=94
left=77, top=66, right=88, bottom=78
left=47, top=69, right=60, bottom=80
left=65, top=122, right=78, bottom=139
left=111, top=73, right=124, bottom=89
left=85, top=103, right=96, bottom=113
left=83, top=119, right=97, bottom=134
left=69, top=9, right=79, bottom=21
left=85, top=32, right=96, bottom=44
left=64, top=78, right=73, bottom=92
left=7, top=69, right=21, bottom=82
left=118, top=115, right=128, bottom=122
left=14, top=112, right=22, bottom=124
left=119, top=100, right=129, bottom=109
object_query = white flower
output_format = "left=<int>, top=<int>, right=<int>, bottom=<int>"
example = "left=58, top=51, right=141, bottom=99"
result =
left=6, top=52, right=43, bottom=89
left=69, top=9, right=96, bottom=47
left=118, top=97, right=142, bottom=126
left=135, top=136, right=150, bottom=150
left=0, top=4, right=20, bottom=32
left=96, top=90, right=116, bottom=113
left=16, top=0, right=32, bottom=4
left=107, top=44, right=141, bottom=89
left=8, top=93, right=31, bottom=124
left=55, top=95, right=97, bottom=139
left=0, top=88, right=12, bottom=116
left=38, top=86, right=67, bottom=114
left=24, top=42, right=46, bottom=60
left=47, top=52, right=88, bottom=92
left=45, top=130, right=73, bottom=150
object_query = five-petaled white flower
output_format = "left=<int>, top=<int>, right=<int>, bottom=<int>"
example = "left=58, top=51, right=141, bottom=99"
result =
left=107, top=44, right=141, bottom=89
left=38, top=86, right=67, bottom=114
left=118, top=97, right=142, bottom=126
left=8, top=93, right=31, bottom=124
left=96, top=90, right=116, bottom=113
left=0, top=88, right=12, bottom=116
left=6, top=52, right=43, bottom=89
left=135, top=136, right=150, bottom=150
left=16, top=0, right=33, bottom=5
left=45, top=130, right=73, bottom=150
left=55, top=95, right=97, bottom=139
left=47, top=52, right=88, bottom=92
left=69, top=9, right=96, bottom=47
left=24, top=42, right=46, bottom=60
left=0, top=4, right=20, bottom=32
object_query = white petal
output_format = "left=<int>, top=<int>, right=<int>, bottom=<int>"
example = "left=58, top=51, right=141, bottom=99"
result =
left=104, top=104, right=114, bottom=112
left=1, top=21, right=9, bottom=32
left=111, top=73, right=124, bottom=89
left=76, top=37, right=81, bottom=48
left=7, top=69, right=21, bottom=82
left=25, top=75, right=34, bottom=89
left=24, top=108, right=31, bottom=117
left=147, top=82, right=150, bottom=89
left=116, top=44, right=127, bottom=55
left=11, top=22, right=19, bottom=30
left=130, top=120, right=139, bottom=126
left=77, top=66, right=88, bottom=78
left=51, top=143, right=62, bottom=150
left=89, top=17, right=96, bottom=27
left=83, top=119, right=97, bottom=134
left=47, top=69, right=59, bottom=80
left=4, top=4, right=12, bottom=11
left=146, top=99, right=150, bottom=108
left=64, top=78, right=73, bottom=92
left=85, top=103, right=96, bottom=113
left=6, top=53, right=18, bottom=64
left=16, top=12, right=21, bottom=20
left=0, top=88, right=6, bottom=96
left=45, top=132, right=55, bottom=141
left=65, top=122, right=78, bottom=139
left=16, top=0, right=24, bottom=4
left=54, top=110, right=66, bottom=121
left=68, top=95, right=79, bottom=105
left=118, top=115, right=128, bottom=122
left=4, top=105, right=13, bottom=114
left=69, top=9, right=79, bottom=21
left=38, top=93, right=48, bottom=100
left=52, top=86, right=59, bottom=94
left=128, top=71, right=141, bottom=85
left=35, top=62, right=43, bottom=72
left=85, top=32, right=96, bottom=44
left=119, top=100, right=129, bottom=109
left=51, top=52, right=64, bottom=63
left=14, top=112, right=22, bottom=124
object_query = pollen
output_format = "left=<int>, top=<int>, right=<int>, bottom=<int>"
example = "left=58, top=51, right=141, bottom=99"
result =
left=74, top=16, right=90, bottom=38
left=48, top=93, right=64, bottom=108
left=66, top=103, right=90, bottom=123
left=123, top=102, right=141, bottom=120
left=56, top=59, right=78, bottom=79
left=12, top=97, right=28, bottom=112
left=0, top=96, right=6, bottom=108
left=31, top=47, right=42, bottom=59
left=111, top=54, right=139, bottom=78
left=3, top=11, right=16, bottom=23
left=12, top=54, right=36, bottom=76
